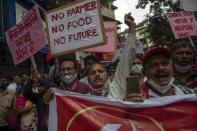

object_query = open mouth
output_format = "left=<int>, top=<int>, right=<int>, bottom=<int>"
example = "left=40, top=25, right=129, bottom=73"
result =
left=155, top=73, right=169, bottom=81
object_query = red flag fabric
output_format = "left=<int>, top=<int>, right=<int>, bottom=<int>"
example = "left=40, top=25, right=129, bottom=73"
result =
left=45, top=52, right=54, bottom=63
left=49, top=89, right=197, bottom=131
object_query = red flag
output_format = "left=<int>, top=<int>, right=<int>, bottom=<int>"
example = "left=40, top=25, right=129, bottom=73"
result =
left=49, top=89, right=197, bottom=131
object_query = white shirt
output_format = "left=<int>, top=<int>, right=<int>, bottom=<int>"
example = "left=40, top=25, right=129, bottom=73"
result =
left=107, top=34, right=136, bottom=100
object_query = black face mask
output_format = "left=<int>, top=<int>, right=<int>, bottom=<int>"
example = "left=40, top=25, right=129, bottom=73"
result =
left=0, top=81, right=8, bottom=89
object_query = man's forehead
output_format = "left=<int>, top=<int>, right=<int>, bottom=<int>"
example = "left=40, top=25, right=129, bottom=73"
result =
left=90, top=64, right=105, bottom=70
left=61, top=61, right=74, bottom=67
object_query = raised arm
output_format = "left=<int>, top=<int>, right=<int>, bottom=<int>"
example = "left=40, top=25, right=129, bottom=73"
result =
left=107, top=13, right=136, bottom=100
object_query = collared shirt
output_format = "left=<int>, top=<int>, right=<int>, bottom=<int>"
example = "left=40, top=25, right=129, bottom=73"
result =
left=0, top=89, right=16, bottom=126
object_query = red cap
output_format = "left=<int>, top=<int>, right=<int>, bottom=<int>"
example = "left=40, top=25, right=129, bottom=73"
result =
left=141, top=47, right=172, bottom=67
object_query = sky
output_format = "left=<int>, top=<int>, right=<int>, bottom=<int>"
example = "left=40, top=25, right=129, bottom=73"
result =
left=114, top=0, right=150, bottom=32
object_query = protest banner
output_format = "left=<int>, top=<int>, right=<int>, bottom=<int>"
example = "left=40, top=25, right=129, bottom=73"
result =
left=166, top=11, right=197, bottom=39
left=180, top=0, right=197, bottom=11
left=84, top=21, right=117, bottom=53
left=45, top=0, right=106, bottom=56
left=5, top=5, right=46, bottom=65
left=49, top=89, right=197, bottom=131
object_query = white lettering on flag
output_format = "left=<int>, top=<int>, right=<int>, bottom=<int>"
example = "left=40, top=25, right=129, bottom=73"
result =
left=100, top=124, right=122, bottom=131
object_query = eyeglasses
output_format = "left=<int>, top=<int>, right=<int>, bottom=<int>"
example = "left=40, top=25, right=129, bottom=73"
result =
left=60, top=67, right=75, bottom=73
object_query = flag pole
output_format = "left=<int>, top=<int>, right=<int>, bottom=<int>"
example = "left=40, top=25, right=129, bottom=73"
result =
left=188, top=37, right=195, bottom=50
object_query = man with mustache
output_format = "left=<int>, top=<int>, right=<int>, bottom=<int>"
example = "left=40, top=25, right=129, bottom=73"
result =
left=124, top=47, right=194, bottom=102
left=87, top=62, right=109, bottom=96
left=171, top=41, right=197, bottom=89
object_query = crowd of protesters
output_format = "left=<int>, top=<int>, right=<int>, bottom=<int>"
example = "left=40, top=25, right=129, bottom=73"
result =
left=1, top=13, right=197, bottom=131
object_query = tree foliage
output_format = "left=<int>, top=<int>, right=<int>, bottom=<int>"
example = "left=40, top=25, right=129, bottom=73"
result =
left=136, top=0, right=197, bottom=48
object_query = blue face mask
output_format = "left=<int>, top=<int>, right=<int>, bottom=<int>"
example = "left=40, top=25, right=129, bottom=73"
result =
left=61, top=73, right=77, bottom=85
left=130, top=65, right=143, bottom=75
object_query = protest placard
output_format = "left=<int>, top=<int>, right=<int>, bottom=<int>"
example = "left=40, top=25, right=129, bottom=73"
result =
left=84, top=21, right=117, bottom=53
left=5, top=5, right=46, bottom=65
left=45, top=0, right=106, bottom=56
left=167, top=11, right=197, bottom=39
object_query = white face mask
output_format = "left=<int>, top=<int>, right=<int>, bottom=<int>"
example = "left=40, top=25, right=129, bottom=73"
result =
left=130, top=65, right=143, bottom=75
left=147, top=77, right=175, bottom=94
left=61, top=74, right=77, bottom=85
left=174, top=63, right=191, bottom=74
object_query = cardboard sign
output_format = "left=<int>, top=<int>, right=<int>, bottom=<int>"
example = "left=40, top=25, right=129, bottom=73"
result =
left=5, top=5, right=46, bottom=65
left=45, top=0, right=106, bottom=56
left=180, top=0, right=197, bottom=11
left=84, top=21, right=117, bottom=53
left=167, top=11, right=197, bottom=39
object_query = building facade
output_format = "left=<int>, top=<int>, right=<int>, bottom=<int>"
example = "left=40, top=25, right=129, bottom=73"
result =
left=118, top=20, right=154, bottom=52
left=136, top=21, right=154, bottom=51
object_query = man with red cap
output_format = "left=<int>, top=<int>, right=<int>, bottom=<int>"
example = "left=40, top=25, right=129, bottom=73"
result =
left=124, top=47, right=194, bottom=102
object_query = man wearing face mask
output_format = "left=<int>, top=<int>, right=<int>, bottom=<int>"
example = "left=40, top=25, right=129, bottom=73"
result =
left=130, top=54, right=143, bottom=75
left=130, top=54, right=145, bottom=86
left=171, top=41, right=197, bottom=89
left=124, top=47, right=194, bottom=102
left=42, top=58, right=90, bottom=129
left=43, top=57, right=90, bottom=104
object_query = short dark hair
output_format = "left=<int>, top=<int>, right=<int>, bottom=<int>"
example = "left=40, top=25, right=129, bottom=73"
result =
left=84, top=55, right=100, bottom=66
left=171, top=41, right=193, bottom=52
left=59, top=57, right=77, bottom=69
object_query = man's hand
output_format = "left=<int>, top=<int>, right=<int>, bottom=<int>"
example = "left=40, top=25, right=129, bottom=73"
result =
left=43, top=88, right=54, bottom=104
left=124, top=13, right=136, bottom=34
left=123, top=93, right=144, bottom=102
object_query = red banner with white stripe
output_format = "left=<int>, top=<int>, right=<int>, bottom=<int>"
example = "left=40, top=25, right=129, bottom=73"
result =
left=49, top=89, right=197, bottom=131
